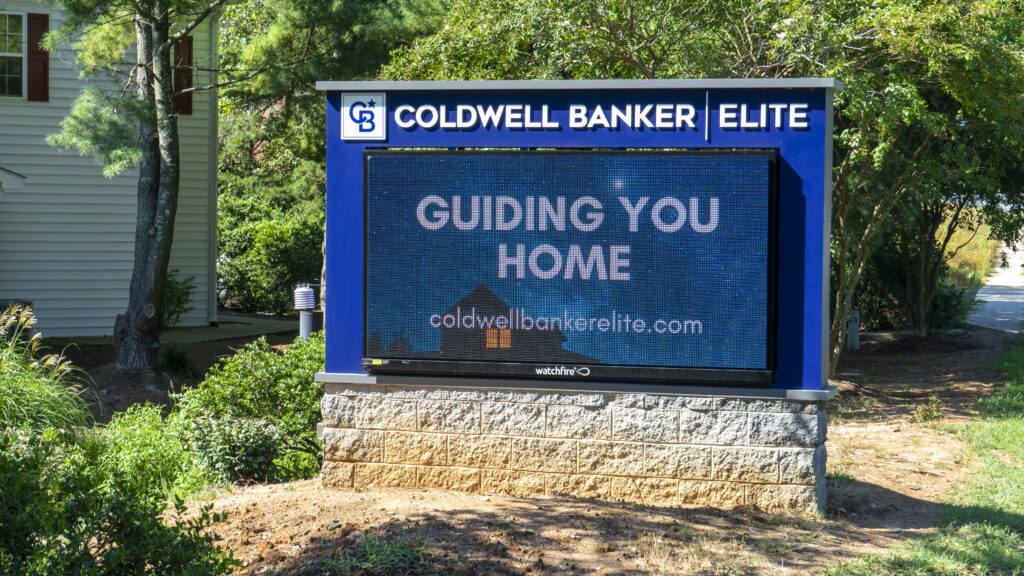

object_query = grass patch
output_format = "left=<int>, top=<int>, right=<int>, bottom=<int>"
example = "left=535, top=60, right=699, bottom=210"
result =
left=945, top=340, right=1024, bottom=530
left=0, top=305, right=92, bottom=433
left=828, top=394, right=880, bottom=423
left=323, top=532, right=453, bottom=575
left=825, top=523, right=1024, bottom=576
left=827, top=337, right=1024, bottom=575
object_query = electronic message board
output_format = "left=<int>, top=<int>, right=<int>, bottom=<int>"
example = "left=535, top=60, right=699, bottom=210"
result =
left=363, top=150, right=776, bottom=384
left=319, top=79, right=841, bottom=392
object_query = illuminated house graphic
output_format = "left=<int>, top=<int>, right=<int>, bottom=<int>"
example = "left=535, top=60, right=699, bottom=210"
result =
left=438, top=285, right=595, bottom=363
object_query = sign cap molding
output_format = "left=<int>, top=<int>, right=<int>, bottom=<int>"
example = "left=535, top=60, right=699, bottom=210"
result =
left=317, top=78, right=843, bottom=92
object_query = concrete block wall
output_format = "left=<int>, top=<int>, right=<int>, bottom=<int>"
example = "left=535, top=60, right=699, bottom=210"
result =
left=320, top=381, right=827, bottom=512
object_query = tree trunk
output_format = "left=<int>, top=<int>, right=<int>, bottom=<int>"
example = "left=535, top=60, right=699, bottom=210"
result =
left=113, top=8, right=181, bottom=370
left=908, top=198, right=969, bottom=338
left=114, top=14, right=161, bottom=369
left=901, top=230, right=916, bottom=333
left=829, top=136, right=933, bottom=377
left=829, top=189, right=901, bottom=376
left=912, top=208, right=939, bottom=337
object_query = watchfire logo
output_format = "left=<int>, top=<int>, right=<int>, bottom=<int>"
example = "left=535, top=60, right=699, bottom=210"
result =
left=535, top=366, right=591, bottom=377
left=342, top=93, right=386, bottom=140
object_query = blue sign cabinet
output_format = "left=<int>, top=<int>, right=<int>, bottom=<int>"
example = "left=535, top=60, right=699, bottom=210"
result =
left=318, top=79, right=841, bottom=395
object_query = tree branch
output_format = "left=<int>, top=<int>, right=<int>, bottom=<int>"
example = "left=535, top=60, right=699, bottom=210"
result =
left=163, top=0, right=229, bottom=49
left=173, top=68, right=265, bottom=97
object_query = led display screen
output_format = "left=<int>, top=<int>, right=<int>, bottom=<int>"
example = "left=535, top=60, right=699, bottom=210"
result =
left=363, top=150, right=775, bottom=383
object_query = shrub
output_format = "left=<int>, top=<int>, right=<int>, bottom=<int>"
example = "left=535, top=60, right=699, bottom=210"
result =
left=218, top=210, right=324, bottom=313
left=855, top=243, right=981, bottom=332
left=162, top=269, right=196, bottom=328
left=159, top=343, right=202, bottom=378
left=0, top=431, right=237, bottom=575
left=852, top=245, right=907, bottom=331
left=0, top=305, right=91, bottom=433
left=100, top=404, right=209, bottom=499
left=174, top=332, right=325, bottom=479
left=927, top=277, right=977, bottom=330
left=180, top=415, right=281, bottom=483
left=911, top=396, right=943, bottom=423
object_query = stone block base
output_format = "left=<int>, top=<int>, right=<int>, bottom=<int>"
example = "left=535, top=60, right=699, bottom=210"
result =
left=319, top=378, right=827, bottom=513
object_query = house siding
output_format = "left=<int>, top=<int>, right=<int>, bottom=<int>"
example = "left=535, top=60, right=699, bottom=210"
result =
left=0, top=0, right=217, bottom=337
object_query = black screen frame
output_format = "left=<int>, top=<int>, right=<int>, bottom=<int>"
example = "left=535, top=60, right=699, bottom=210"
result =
left=362, top=148, right=779, bottom=386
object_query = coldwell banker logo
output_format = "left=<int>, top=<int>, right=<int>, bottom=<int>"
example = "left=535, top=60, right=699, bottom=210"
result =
left=342, top=93, right=386, bottom=140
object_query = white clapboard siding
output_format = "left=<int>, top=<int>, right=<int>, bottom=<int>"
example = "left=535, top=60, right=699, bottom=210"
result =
left=0, top=1, right=217, bottom=337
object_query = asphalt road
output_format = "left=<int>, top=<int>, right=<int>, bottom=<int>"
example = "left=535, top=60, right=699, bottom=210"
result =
left=967, top=246, right=1024, bottom=333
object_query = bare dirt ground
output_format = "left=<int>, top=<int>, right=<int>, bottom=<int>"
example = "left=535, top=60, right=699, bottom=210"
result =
left=190, top=480, right=879, bottom=576
left=831, top=327, right=1011, bottom=423
left=162, top=326, right=1020, bottom=576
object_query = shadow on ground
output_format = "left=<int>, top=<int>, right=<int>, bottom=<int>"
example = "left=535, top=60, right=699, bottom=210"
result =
left=832, top=328, right=1019, bottom=421
left=203, top=476, right=1002, bottom=576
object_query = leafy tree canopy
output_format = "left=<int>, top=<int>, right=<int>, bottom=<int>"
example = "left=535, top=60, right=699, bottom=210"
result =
left=383, top=0, right=1024, bottom=370
left=215, top=0, right=446, bottom=312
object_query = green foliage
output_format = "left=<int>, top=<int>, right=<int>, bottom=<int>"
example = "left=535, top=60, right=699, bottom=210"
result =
left=0, top=431, right=237, bottom=575
left=853, top=218, right=993, bottom=332
left=911, top=396, right=944, bottom=423
left=180, top=415, right=281, bottom=483
left=4, top=303, right=326, bottom=499
left=216, top=105, right=326, bottom=314
left=324, top=532, right=451, bottom=576
left=382, top=0, right=1024, bottom=364
left=46, top=86, right=147, bottom=178
left=162, top=269, right=196, bottom=328
left=0, top=305, right=91, bottom=433
left=929, top=278, right=977, bottom=330
left=855, top=255, right=976, bottom=332
left=218, top=106, right=328, bottom=212
left=175, top=332, right=326, bottom=479
left=382, top=0, right=723, bottom=80
left=824, top=523, right=1024, bottom=576
left=850, top=247, right=907, bottom=332
left=215, top=0, right=445, bottom=314
left=159, top=343, right=202, bottom=378
left=946, top=224, right=999, bottom=292
left=100, top=404, right=210, bottom=499
left=822, top=0, right=1024, bottom=351
left=383, top=0, right=592, bottom=80
left=222, top=0, right=446, bottom=103
left=217, top=202, right=324, bottom=314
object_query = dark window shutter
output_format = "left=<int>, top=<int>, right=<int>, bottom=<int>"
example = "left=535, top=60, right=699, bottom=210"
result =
left=173, top=35, right=193, bottom=115
left=26, top=13, right=48, bottom=102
